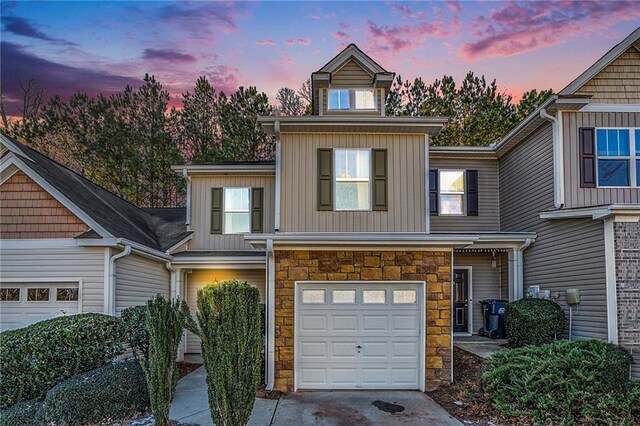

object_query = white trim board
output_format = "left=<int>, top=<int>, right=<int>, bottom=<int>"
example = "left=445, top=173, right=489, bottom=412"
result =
left=603, top=218, right=618, bottom=345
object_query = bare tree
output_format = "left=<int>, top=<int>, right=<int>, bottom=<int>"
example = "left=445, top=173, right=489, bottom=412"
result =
left=298, top=78, right=312, bottom=105
left=275, top=87, right=305, bottom=116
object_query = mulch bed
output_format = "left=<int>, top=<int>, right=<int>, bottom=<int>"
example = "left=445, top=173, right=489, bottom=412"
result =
left=177, top=361, right=202, bottom=380
left=427, top=347, right=533, bottom=426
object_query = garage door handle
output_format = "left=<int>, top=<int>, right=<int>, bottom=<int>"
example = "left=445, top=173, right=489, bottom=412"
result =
left=356, top=345, right=362, bottom=349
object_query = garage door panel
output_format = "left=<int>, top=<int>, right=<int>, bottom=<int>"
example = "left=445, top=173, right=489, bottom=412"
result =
left=300, top=314, right=327, bottom=331
left=331, top=315, right=357, bottom=331
left=362, top=315, right=388, bottom=331
left=393, top=314, right=420, bottom=330
left=299, top=341, right=327, bottom=358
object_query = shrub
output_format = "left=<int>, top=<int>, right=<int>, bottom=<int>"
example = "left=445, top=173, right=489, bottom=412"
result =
left=142, top=295, right=191, bottom=426
left=0, top=399, right=45, bottom=426
left=44, top=360, right=148, bottom=424
left=195, top=280, right=262, bottom=426
left=121, top=305, right=149, bottom=362
left=0, top=313, right=125, bottom=408
left=505, top=298, right=566, bottom=346
left=483, top=339, right=636, bottom=424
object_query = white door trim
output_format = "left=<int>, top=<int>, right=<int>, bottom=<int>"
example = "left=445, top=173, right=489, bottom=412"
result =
left=293, top=280, right=426, bottom=392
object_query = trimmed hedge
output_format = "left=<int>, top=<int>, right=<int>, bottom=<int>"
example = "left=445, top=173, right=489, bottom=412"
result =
left=121, top=305, right=149, bottom=362
left=44, top=360, right=148, bottom=424
left=0, top=313, right=125, bottom=408
left=484, top=339, right=637, bottom=424
left=505, top=298, right=566, bottom=346
left=0, top=399, right=45, bottom=426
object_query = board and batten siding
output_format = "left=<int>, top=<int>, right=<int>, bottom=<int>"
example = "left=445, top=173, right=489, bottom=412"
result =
left=454, top=252, right=504, bottom=334
left=500, top=122, right=608, bottom=340
left=189, top=175, right=275, bottom=250
left=185, top=268, right=266, bottom=353
left=575, top=46, right=640, bottom=104
left=115, top=253, right=170, bottom=315
left=279, top=133, right=426, bottom=233
left=0, top=245, right=106, bottom=314
left=562, top=111, right=640, bottom=208
left=430, top=157, right=499, bottom=232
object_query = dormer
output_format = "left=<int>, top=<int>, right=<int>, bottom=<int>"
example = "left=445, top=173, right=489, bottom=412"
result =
left=311, top=44, right=395, bottom=117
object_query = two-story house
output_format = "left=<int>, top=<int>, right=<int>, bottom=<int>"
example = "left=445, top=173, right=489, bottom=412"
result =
left=1, top=28, right=638, bottom=392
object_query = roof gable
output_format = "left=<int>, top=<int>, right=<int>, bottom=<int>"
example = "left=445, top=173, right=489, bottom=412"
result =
left=317, top=44, right=387, bottom=75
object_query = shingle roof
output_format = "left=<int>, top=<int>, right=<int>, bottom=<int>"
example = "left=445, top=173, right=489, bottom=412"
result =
left=1, top=133, right=191, bottom=252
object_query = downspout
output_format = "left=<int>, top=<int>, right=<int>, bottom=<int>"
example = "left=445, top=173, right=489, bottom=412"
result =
left=266, top=239, right=276, bottom=390
left=183, top=169, right=191, bottom=231
left=166, top=261, right=177, bottom=299
left=107, top=245, right=132, bottom=316
left=274, top=121, right=281, bottom=232
left=515, top=238, right=533, bottom=300
left=167, top=261, right=186, bottom=361
left=540, top=108, right=565, bottom=209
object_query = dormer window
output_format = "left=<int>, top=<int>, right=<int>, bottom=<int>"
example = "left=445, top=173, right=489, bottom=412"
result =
left=328, top=89, right=376, bottom=111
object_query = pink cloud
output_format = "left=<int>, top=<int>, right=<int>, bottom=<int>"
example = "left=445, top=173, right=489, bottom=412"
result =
left=338, top=22, right=350, bottom=30
left=331, top=31, right=348, bottom=40
left=285, top=39, right=295, bottom=46
left=297, top=38, right=312, bottom=46
left=460, top=0, right=640, bottom=61
left=390, top=3, right=427, bottom=19
left=256, top=39, right=276, bottom=46
left=365, top=19, right=452, bottom=56
left=446, top=1, right=463, bottom=14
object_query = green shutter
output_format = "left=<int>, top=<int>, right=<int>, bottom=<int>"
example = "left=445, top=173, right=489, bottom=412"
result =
left=317, top=148, right=333, bottom=210
left=251, top=187, right=264, bottom=233
left=210, top=187, right=223, bottom=234
left=372, top=149, right=388, bottom=211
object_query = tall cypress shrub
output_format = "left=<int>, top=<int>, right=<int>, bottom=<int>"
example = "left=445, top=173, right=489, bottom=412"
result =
left=141, top=295, right=191, bottom=426
left=195, top=280, right=262, bottom=426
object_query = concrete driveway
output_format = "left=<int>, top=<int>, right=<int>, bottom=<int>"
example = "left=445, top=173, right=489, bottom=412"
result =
left=271, top=391, right=462, bottom=426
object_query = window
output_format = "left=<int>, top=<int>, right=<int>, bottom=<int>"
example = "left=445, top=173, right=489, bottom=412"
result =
left=334, top=149, right=371, bottom=211
left=302, top=289, right=326, bottom=304
left=0, top=288, right=20, bottom=301
left=439, top=170, right=465, bottom=215
left=224, top=188, right=250, bottom=234
left=363, top=289, right=386, bottom=304
left=595, top=128, right=640, bottom=188
left=328, top=89, right=350, bottom=110
left=27, top=288, right=49, bottom=302
left=393, top=290, right=417, bottom=304
left=354, top=89, right=375, bottom=110
left=56, top=288, right=79, bottom=301
left=332, top=289, right=356, bottom=304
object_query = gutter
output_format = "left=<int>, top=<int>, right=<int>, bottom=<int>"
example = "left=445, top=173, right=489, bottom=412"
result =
left=106, top=244, right=132, bottom=315
left=514, top=238, right=533, bottom=300
left=539, top=108, right=565, bottom=208
left=266, top=239, right=276, bottom=390
left=183, top=169, right=191, bottom=229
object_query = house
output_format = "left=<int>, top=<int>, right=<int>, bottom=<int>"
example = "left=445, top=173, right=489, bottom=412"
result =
left=1, top=28, right=638, bottom=392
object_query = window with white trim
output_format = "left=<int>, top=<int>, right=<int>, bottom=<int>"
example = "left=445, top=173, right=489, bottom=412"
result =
left=27, top=288, right=50, bottom=302
left=328, top=89, right=376, bottom=111
left=439, top=170, right=465, bottom=215
left=596, top=128, right=638, bottom=187
left=328, top=89, right=350, bottom=110
left=223, top=188, right=250, bottom=234
left=354, top=89, right=375, bottom=110
left=334, top=149, right=371, bottom=211
left=0, top=288, right=20, bottom=302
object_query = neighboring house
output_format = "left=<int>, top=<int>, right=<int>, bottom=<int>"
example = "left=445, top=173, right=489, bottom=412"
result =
left=1, top=28, right=638, bottom=393
left=0, top=136, right=192, bottom=328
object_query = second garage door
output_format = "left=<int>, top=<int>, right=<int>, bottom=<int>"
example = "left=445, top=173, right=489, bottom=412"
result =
left=296, top=282, right=424, bottom=390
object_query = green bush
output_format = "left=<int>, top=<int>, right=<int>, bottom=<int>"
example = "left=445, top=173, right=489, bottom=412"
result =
left=195, top=280, right=262, bottom=426
left=44, top=360, right=148, bottom=424
left=0, top=313, right=125, bottom=408
left=121, top=305, right=149, bottom=362
left=505, top=298, right=566, bottom=346
left=0, top=399, right=45, bottom=426
left=142, top=295, right=192, bottom=426
left=483, top=339, right=637, bottom=425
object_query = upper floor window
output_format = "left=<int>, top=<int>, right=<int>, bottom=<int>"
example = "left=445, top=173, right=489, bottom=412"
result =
left=224, top=188, right=250, bottom=234
left=439, top=170, right=465, bottom=215
left=334, top=149, right=371, bottom=211
left=596, top=128, right=638, bottom=187
left=327, top=89, right=376, bottom=111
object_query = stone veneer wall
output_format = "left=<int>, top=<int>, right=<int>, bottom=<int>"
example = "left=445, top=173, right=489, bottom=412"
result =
left=273, top=249, right=452, bottom=392
left=614, top=222, right=640, bottom=380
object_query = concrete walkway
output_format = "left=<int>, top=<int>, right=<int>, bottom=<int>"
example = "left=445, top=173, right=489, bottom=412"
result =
left=169, top=366, right=278, bottom=425
left=454, top=336, right=508, bottom=359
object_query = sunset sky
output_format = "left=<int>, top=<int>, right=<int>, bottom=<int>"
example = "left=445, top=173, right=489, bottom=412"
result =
left=2, top=1, right=639, bottom=116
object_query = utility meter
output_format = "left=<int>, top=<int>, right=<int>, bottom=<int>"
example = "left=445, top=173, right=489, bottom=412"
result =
left=566, top=289, right=581, bottom=305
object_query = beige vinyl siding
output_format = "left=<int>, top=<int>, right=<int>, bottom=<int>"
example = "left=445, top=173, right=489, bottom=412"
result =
left=575, top=47, right=640, bottom=104
left=189, top=175, right=275, bottom=250
left=430, top=158, right=499, bottom=232
left=0, top=245, right=106, bottom=313
left=454, top=252, right=505, bottom=334
left=562, top=111, right=640, bottom=208
left=331, top=59, right=373, bottom=87
left=500, top=122, right=608, bottom=340
left=185, top=268, right=266, bottom=353
left=279, top=133, right=426, bottom=232
left=115, top=253, right=170, bottom=315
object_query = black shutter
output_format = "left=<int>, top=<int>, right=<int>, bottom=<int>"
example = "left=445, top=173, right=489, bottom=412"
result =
left=429, top=169, right=438, bottom=216
left=466, top=170, right=478, bottom=216
left=579, top=127, right=596, bottom=188
left=372, top=149, right=388, bottom=211
left=251, top=187, right=264, bottom=233
left=317, top=148, right=333, bottom=210
left=210, top=187, right=223, bottom=234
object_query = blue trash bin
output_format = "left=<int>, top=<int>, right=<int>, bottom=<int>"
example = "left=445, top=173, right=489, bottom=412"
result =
left=479, top=299, right=508, bottom=339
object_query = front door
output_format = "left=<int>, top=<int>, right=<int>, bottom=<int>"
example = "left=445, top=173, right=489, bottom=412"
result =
left=453, top=269, right=469, bottom=333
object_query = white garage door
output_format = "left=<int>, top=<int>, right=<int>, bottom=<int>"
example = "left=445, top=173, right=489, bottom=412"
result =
left=296, top=282, right=424, bottom=390
left=0, top=283, right=80, bottom=331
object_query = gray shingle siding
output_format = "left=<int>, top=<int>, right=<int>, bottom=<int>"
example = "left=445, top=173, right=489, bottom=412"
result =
left=499, top=121, right=608, bottom=341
